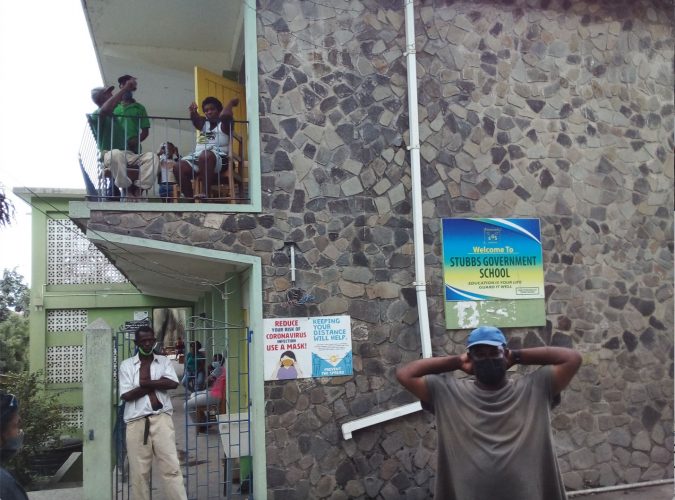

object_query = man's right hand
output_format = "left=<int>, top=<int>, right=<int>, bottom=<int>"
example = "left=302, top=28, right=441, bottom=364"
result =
left=189, top=102, right=199, bottom=114
left=396, top=354, right=468, bottom=403
left=458, top=352, right=474, bottom=375
left=122, top=78, right=136, bottom=92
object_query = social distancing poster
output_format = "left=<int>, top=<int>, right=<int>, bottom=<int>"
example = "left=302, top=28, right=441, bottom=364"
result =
left=263, top=315, right=353, bottom=381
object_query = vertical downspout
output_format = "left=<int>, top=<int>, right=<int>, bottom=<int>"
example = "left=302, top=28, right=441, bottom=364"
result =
left=404, top=0, right=432, bottom=359
left=341, top=0, right=431, bottom=440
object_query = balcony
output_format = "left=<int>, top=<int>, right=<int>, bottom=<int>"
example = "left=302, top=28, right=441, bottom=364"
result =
left=80, top=114, right=250, bottom=205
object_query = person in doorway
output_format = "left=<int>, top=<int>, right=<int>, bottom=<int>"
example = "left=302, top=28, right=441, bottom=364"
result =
left=184, top=353, right=227, bottom=432
left=196, top=347, right=207, bottom=390
left=175, top=336, right=185, bottom=356
left=0, top=392, right=28, bottom=500
left=183, top=96, right=239, bottom=198
left=207, top=352, right=225, bottom=385
left=396, top=325, right=582, bottom=500
left=89, top=80, right=157, bottom=199
left=118, top=326, right=187, bottom=500
left=181, top=341, right=205, bottom=393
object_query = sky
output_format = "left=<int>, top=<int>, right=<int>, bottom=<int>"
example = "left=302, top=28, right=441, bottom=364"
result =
left=0, top=1, right=102, bottom=284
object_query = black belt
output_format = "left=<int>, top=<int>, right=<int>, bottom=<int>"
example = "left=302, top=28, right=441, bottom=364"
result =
left=141, top=400, right=164, bottom=445
left=143, top=416, right=151, bottom=445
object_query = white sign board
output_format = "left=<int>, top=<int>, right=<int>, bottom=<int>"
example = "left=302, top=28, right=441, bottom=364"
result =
left=263, top=315, right=353, bottom=381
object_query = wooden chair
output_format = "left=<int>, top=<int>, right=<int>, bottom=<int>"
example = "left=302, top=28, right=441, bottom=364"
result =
left=193, top=131, right=245, bottom=203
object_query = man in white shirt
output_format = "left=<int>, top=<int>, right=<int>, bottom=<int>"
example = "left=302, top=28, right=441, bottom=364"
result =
left=119, top=326, right=187, bottom=500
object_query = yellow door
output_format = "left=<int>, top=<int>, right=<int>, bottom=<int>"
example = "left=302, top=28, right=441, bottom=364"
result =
left=194, top=66, right=248, bottom=188
left=194, top=66, right=247, bottom=125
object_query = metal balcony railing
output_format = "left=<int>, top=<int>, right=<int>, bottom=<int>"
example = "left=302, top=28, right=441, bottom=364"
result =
left=79, top=115, right=249, bottom=204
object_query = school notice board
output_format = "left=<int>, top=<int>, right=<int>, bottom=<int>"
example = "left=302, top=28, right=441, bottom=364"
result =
left=263, top=315, right=352, bottom=381
left=442, top=218, right=546, bottom=329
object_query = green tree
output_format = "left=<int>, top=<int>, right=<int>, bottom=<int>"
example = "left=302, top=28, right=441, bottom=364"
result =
left=0, top=313, right=29, bottom=373
left=0, top=268, right=30, bottom=322
left=0, top=184, right=13, bottom=227
left=0, top=371, right=63, bottom=487
left=0, top=270, right=29, bottom=374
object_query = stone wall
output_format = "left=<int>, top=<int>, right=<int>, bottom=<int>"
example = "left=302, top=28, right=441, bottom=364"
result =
left=87, top=0, right=673, bottom=497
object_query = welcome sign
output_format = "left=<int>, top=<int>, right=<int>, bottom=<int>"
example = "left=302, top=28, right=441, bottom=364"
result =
left=443, top=218, right=544, bottom=300
left=442, top=218, right=546, bottom=328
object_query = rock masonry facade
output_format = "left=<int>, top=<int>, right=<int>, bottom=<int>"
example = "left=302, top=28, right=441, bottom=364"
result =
left=87, top=0, right=673, bottom=497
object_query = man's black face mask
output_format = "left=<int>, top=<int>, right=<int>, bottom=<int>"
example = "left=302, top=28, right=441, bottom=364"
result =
left=473, top=357, right=507, bottom=386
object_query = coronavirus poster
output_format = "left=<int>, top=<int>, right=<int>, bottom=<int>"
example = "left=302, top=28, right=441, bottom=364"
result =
left=442, top=218, right=546, bottom=328
left=263, top=315, right=352, bottom=381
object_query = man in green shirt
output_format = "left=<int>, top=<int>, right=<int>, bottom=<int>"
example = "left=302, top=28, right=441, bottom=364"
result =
left=89, top=79, right=157, bottom=199
left=114, top=74, right=151, bottom=154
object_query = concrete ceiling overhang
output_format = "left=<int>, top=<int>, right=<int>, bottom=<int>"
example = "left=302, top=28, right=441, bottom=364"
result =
left=87, top=231, right=247, bottom=302
left=82, top=0, right=244, bottom=119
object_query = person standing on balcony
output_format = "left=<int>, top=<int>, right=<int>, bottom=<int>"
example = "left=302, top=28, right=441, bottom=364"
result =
left=119, top=326, right=187, bottom=500
left=114, top=74, right=151, bottom=155
left=89, top=79, right=157, bottom=199
left=184, top=96, right=239, bottom=198
left=396, top=326, right=582, bottom=500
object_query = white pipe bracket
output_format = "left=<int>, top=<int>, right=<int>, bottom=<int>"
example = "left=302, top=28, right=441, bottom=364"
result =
left=341, top=402, right=422, bottom=440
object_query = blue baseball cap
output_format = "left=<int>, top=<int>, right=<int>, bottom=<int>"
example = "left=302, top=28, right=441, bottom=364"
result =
left=466, top=326, right=507, bottom=348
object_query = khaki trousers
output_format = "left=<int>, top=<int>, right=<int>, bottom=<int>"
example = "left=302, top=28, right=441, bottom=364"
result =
left=125, top=413, right=187, bottom=500
left=104, top=150, right=158, bottom=190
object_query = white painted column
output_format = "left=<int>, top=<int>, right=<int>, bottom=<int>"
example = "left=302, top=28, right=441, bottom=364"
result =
left=83, top=318, right=113, bottom=500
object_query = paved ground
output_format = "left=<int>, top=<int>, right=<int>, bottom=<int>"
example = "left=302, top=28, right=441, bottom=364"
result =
left=27, top=481, right=673, bottom=499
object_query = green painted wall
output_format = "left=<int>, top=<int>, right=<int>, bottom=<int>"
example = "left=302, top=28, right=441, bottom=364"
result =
left=184, top=276, right=249, bottom=411
left=23, top=192, right=192, bottom=435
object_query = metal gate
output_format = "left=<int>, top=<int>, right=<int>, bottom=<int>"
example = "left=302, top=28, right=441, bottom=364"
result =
left=113, top=323, right=134, bottom=500
left=113, top=317, right=252, bottom=499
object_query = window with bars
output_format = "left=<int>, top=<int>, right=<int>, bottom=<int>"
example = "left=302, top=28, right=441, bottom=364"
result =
left=47, top=309, right=88, bottom=333
left=46, top=346, right=84, bottom=384
left=61, top=407, right=84, bottom=429
left=47, top=219, right=127, bottom=285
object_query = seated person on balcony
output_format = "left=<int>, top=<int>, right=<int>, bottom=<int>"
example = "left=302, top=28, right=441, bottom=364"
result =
left=156, top=142, right=193, bottom=200
left=104, top=74, right=151, bottom=199
left=89, top=80, right=157, bottom=199
left=183, top=96, right=239, bottom=198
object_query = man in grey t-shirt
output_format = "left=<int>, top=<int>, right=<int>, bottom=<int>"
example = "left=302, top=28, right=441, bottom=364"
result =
left=396, top=326, right=582, bottom=500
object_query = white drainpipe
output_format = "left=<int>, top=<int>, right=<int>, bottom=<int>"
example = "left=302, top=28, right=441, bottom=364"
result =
left=342, top=0, right=429, bottom=440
